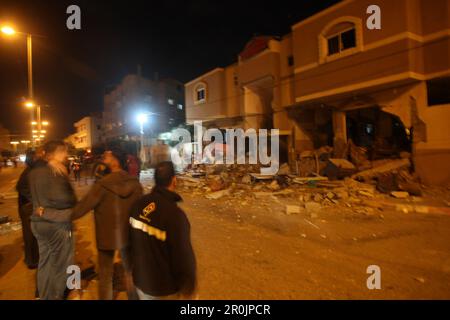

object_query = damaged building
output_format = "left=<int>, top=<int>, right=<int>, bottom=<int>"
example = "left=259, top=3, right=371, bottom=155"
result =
left=185, top=0, right=450, bottom=186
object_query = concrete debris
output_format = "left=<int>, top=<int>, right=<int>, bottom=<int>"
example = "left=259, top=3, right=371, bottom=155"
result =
left=286, top=205, right=301, bottom=215
left=391, top=191, right=409, bottom=199
left=241, top=175, right=252, bottom=184
left=207, top=175, right=227, bottom=192
left=324, top=158, right=357, bottom=180
left=205, top=189, right=230, bottom=200
left=305, top=202, right=321, bottom=213
left=268, top=180, right=280, bottom=191
left=278, top=163, right=291, bottom=175
left=352, top=158, right=410, bottom=181
left=0, top=221, right=22, bottom=235
left=0, top=215, right=9, bottom=225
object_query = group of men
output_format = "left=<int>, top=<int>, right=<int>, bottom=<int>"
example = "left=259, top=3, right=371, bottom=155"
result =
left=16, top=140, right=196, bottom=300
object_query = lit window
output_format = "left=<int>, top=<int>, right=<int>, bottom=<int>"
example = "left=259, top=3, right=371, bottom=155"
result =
left=168, top=99, right=174, bottom=105
left=177, top=104, right=183, bottom=110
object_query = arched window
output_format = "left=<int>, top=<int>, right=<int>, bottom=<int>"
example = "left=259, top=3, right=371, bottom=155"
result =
left=194, top=82, right=207, bottom=105
left=319, top=16, right=363, bottom=63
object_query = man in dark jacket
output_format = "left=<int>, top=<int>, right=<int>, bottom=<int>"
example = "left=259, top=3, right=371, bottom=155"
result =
left=29, top=141, right=77, bottom=300
left=16, top=150, right=40, bottom=269
left=129, top=161, right=196, bottom=300
left=70, top=148, right=143, bottom=300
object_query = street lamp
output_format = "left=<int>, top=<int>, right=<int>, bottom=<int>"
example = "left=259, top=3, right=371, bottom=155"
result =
left=137, top=113, right=149, bottom=164
left=2, top=24, right=38, bottom=145
left=1, top=26, right=15, bottom=35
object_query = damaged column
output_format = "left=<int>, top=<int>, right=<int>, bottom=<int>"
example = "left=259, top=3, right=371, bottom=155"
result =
left=332, top=110, right=347, bottom=158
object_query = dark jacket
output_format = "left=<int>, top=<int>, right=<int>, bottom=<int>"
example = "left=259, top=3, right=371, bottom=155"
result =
left=29, top=164, right=77, bottom=221
left=129, top=187, right=196, bottom=297
left=16, top=159, right=47, bottom=207
left=71, top=170, right=143, bottom=250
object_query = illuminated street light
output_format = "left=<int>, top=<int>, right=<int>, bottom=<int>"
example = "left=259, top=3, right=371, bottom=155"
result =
left=10, top=141, right=19, bottom=145
left=31, top=121, right=37, bottom=125
left=42, top=121, right=49, bottom=126
left=1, top=26, right=15, bottom=36
left=21, top=140, right=31, bottom=144
left=40, top=130, right=46, bottom=133
left=25, top=101, right=35, bottom=108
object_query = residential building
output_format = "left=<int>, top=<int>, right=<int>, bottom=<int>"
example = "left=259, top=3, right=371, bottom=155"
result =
left=102, top=73, right=185, bottom=142
left=0, top=124, right=11, bottom=152
left=65, top=115, right=103, bottom=151
left=185, top=0, right=450, bottom=185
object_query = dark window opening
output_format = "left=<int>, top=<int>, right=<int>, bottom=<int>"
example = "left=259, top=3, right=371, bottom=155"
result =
left=427, top=77, right=450, bottom=106
left=327, top=28, right=356, bottom=56
left=288, top=55, right=294, bottom=67
left=196, top=88, right=205, bottom=101
left=341, top=28, right=356, bottom=50
left=327, top=36, right=340, bottom=56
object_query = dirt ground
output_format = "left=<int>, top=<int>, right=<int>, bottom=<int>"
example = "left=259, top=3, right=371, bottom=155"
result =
left=1, top=166, right=450, bottom=299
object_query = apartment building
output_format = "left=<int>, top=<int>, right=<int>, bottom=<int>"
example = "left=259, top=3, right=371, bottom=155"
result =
left=185, top=0, right=450, bottom=185
left=103, top=73, right=185, bottom=142
left=65, top=115, right=102, bottom=151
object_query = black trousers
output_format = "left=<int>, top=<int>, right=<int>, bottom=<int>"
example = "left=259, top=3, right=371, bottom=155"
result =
left=97, top=247, right=137, bottom=300
left=18, top=203, right=39, bottom=268
left=31, top=218, right=74, bottom=300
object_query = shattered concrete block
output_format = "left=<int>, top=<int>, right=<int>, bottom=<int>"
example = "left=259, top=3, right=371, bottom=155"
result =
left=286, top=205, right=301, bottom=215
left=391, top=191, right=409, bottom=199
left=268, top=180, right=280, bottom=191
left=241, top=175, right=252, bottom=184
left=313, top=194, right=323, bottom=202
left=278, top=163, right=291, bottom=175
left=305, top=201, right=321, bottom=213
left=324, top=158, right=357, bottom=180
left=205, top=189, right=230, bottom=200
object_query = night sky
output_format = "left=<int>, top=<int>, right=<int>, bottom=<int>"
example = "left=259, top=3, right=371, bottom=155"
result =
left=0, top=0, right=341, bottom=140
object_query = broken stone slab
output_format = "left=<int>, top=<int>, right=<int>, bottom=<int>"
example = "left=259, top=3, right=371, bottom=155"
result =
left=277, top=163, right=291, bottom=175
left=268, top=180, right=280, bottom=191
left=352, top=158, right=411, bottom=181
left=323, top=158, right=357, bottom=180
left=241, top=175, right=252, bottom=184
left=0, top=192, right=18, bottom=200
left=391, top=191, right=409, bottom=199
left=292, top=176, right=328, bottom=184
left=250, top=173, right=275, bottom=180
left=205, top=188, right=231, bottom=200
left=286, top=205, right=301, bottom=215
left=0, top=215, right=9, bottom=225
left=358, top=190, right=374, bottom=198
left=305, top=201, right=321, bottom=213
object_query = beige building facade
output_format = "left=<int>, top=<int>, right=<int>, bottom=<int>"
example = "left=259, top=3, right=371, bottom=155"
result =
left=66, top=115, right=103, bottom=151
left=185, top=0, right=450, bottom=185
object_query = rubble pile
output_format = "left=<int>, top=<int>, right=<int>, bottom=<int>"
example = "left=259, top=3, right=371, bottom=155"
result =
left=175, top=140, right=447, bottom=217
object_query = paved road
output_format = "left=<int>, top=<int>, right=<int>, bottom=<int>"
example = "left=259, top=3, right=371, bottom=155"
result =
left=1, top=167, right=450, bottom=299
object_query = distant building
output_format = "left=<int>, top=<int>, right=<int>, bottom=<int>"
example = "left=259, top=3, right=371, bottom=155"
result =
left=186, top=0, right=450, bottom=185
left=65, top=115, right=103, bottom=151
left=102, top=73, right=185, bottom=142
left=0, top=124, right=11, bottom=152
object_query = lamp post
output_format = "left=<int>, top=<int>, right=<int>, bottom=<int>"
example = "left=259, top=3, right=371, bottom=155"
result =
left=1, top=25, right=39, bottom=145
left=137, top=113, right=148, bottom=164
